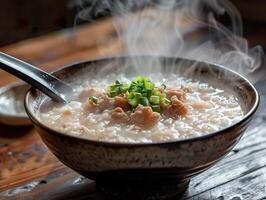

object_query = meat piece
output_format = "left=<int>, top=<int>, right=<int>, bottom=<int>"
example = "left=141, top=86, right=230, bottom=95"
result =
left=162, top=95, right=188, bottom=119
left=98, top=95, right=114, bottom=111
left=191, top=101, right=211, bottom=111
left=165, top=89, right=186, bottom=101
left=114, top=96, right=131, bottom=110
left=130, top=106, right=161, bottom=129
left=171, top=96, right=188, bottom=116
left=83, top=101, right=98, bottom=113
left=111, top=107, right=130, bottom=123
left=84, top=95, right=114, bottom=113
left=62, top=108, right=72, bottom=116
left=79, top=87, right=104, bottom=102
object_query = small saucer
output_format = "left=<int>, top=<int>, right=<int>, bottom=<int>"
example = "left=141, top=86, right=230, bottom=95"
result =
left=0, top=82, right=32, bottom=126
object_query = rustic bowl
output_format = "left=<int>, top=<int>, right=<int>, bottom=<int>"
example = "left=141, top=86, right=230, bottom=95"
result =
left=24, top=56, right=259, bottom=200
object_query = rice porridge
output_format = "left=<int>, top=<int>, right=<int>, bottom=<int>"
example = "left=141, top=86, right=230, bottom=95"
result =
left=39, top=74, right=244, bottom=143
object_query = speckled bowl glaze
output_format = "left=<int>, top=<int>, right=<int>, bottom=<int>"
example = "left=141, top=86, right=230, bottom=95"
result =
left=25, top=56, right=259, bottom=200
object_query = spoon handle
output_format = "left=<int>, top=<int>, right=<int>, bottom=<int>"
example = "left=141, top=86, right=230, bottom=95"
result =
left=0, top=52, right=73, bottom=103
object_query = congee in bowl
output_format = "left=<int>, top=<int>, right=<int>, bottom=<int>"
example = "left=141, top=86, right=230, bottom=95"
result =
left=39, top=74, right=243, bottom=143
left=25, top=56, right=259, bottom=199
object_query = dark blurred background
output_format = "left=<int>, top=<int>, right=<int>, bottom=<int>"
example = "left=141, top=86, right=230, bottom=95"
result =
left=0, top=0, right=75, bottom=46
left=0, top=0, right=265, bottom=48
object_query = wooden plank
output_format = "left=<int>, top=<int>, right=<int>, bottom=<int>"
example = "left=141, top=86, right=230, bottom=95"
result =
left=0, top=171, right=100, bottom=200
left=0, top=126, right=62, bottom=191
left=187, top=124, right=266, bottom=197
left=185, top=168, right=266, bottom=200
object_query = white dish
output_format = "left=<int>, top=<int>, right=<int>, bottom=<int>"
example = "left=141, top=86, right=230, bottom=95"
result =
left=0, top=82, right=32, bottom=126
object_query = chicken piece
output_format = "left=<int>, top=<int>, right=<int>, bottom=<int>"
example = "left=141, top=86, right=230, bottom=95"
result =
left=130, top=106, right=161, bottom=129
left=79, top=87, right=104, bottom=102
left=114, top=96, right=131, bottom=110
left=162, top=95, right=188, bottom=119
left=165, top=89, right=186, bottom=101
left=83, top=101, right=98, bottom=113
left=111, top=107, right=130, bottom=123
left=62, top=108, right=72, bottom=116
left=191, top=101, right=212, bottom=111
left=98, top=95, right=114, bottom=111
left=84, top=95, right=114, bottom=113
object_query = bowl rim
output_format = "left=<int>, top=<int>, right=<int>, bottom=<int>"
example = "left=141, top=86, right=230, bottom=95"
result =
left=24, top=56, right=260, bottom=147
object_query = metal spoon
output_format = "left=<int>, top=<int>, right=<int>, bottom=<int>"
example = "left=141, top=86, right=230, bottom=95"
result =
left=0, top=52, right=73, bottom=103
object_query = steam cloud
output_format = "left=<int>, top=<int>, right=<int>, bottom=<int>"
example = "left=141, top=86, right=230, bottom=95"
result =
left=71, top=0, right=265, bottom=83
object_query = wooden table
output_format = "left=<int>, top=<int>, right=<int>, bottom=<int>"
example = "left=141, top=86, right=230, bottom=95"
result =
left=0, top=18, right=266, bottom=200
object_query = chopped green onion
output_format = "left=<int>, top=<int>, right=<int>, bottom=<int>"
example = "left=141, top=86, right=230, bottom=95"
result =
left=107, top=76, right=171, bottom=112
left=150, top=95, right=160, bottom=105
left=128, top=97, right=139, bottom=107
left=151, top=105, right=161, bottom=113
left=141, top=92, right=148, bottom=97
left=133, top=76, right=143, bottom=83
left=160, top=93, right=166, bottom=98
left=128, top=92, right=135, bottom=100
left=144, top=79, right=155, bottom=90
left=161, top=97, right=171, bottom=106
left=89, top=96, right=98, bottom=104
left=161, top=83, right=166, bottom=89
left=109, top=91, right=117, bottom=98
left=153, top=89, right=164, bottom=96
left=108, top=84, right=116, bottom=91
left=139, top=97, right=150, bottom=106
left=146, top=89, right=152, bottom=97
left=115, top=80, right=121, bottom=85
left=121, top=84, right=130, bottom=92
left=108, top=81, right=130, bottom=97
left=134, top=92, right=142, bottom=99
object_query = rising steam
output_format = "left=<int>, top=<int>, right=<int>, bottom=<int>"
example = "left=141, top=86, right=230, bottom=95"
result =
left=71, top=0, right=265, bottom=83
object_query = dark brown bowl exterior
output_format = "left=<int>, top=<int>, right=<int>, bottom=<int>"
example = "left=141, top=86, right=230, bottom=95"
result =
left=25, top=56, right=259, bottom=199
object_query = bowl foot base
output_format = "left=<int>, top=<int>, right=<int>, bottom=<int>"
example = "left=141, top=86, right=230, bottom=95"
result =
left=97, top=179, right=190, bottom=200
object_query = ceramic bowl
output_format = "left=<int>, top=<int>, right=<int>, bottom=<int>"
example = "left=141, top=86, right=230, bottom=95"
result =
left=24, top=56, right=259, bottom=199
left=0, top=82, right=31, bottom=126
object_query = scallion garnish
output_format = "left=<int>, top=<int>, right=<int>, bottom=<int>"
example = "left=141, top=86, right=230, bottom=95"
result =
left=89, top=96, right=98, bottom=104
left=161, top=97, right=171, bottom=106
left=151, top=105, right=161, bottom=113
left=161, top=83, right=167, bottom=89
left=107, top=76, right=171, bottom=112
left=115, top=80, right=121, bottom=85
left=150, top=95, right=160, bottom=105
left=139, top=97, right=150, bottom=106
left=128, top=98, right=139, bottom=107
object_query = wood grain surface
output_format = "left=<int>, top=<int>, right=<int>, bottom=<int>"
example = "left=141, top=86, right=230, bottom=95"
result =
left=0, top=17, right=266, bottom=200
